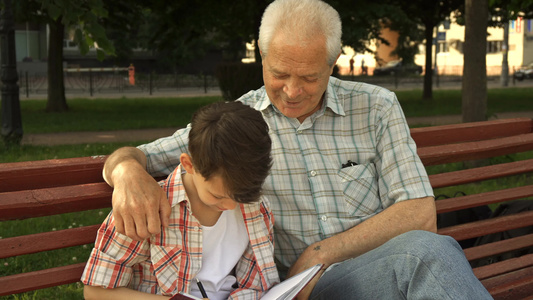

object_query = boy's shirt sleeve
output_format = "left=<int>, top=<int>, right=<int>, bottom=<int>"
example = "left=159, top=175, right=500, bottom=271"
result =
left=81, top=212, right=153, bottom=290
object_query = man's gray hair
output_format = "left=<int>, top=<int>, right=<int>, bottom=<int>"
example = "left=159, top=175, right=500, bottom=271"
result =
left=258, top=0, right=342, bottom=66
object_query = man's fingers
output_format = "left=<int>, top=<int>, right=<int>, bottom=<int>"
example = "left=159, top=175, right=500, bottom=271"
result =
left=109, top=165, right=164, bottom=241
left=132, top=212, right=151, bottom=240
left=113, top=210, right=126, bottom=235
left=159, top=194, right=171, bottom=228
left=146, top=201, right=162, bottom=236
left=123, top=215, right=143, bottom=241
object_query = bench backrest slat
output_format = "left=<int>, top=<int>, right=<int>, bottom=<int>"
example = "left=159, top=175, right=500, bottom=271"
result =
left=488, top=273, right=533, bottom=300
left=479, top=265, right=533, bottom=298
left=438, top=211, right=533, bottom=241
left=411, top=118, right=533, bottom=147
left=435, top=185, right=533, bottom=214
left=473, top=253, right=533, bottom=280
left=0, top=183, right=112, bottom=221
left=0, top=263, right=87, bottom=296
left=463, top=234, right=533, bottom=262
left=0, top=225, right=100, bottom=259
left=0, top=156, right=105, bottom=193
left=418, top=133, right=533, bottom=166
left=429, top=158, right=533, bottom=188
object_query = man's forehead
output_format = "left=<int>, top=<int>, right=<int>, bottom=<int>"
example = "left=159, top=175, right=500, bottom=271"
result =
left=268, top=63, right=319, bottom=75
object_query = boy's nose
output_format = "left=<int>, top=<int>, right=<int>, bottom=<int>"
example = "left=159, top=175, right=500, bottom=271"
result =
left=222, top=200, right=238, bottom=211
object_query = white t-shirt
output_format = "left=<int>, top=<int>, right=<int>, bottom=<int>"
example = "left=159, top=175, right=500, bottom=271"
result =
left=189, top=207, right=249, bottom=300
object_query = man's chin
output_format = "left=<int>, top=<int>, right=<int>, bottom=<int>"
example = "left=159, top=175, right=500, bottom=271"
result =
left=280, top=108, right=304, bottom=119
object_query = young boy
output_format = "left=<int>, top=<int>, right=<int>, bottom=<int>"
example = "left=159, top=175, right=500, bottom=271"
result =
left=81, top=101, right=280, bottom=300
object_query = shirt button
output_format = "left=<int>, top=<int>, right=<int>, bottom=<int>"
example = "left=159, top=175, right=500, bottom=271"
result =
left=297, top=130, right=303, bottom=134
left=310, top=170, right=317, bottom=177
left=321, top=215, right=328, bottom=222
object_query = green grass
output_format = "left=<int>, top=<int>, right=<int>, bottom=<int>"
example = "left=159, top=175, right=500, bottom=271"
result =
left=395, top=87, right=533, bottom=117
left=4, top=86, right=532, bottom=134
left=18, top=96, right=223, bottom=134
left=0, top=141, right=146, bottom=163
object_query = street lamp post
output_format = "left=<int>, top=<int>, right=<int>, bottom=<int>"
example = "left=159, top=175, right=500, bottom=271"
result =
left=0, top=0, right=23, bottom=146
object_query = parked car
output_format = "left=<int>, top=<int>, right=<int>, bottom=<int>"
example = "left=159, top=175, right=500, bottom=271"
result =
left=513, top=62, right=533, bottom=81
left=373, top=60, right=423, bottom=76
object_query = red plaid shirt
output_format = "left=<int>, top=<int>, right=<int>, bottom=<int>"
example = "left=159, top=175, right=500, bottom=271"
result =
left=81, top=166, right=279, bottom=299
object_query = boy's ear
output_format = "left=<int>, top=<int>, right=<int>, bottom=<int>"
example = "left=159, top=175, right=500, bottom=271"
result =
left=180, top=153, right=195, bottom=174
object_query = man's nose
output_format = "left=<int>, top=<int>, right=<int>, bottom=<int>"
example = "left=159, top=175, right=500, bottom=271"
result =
left=283, top=79, right=302, bottom=98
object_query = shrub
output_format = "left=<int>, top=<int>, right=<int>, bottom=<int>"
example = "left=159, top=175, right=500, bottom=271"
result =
left=215, top=62, right=263, bottom=101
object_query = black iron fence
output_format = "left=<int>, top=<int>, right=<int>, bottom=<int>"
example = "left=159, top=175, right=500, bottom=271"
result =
left=16, top=71, right=220, bottom=98
left=11, top=71, right=526, bottom=99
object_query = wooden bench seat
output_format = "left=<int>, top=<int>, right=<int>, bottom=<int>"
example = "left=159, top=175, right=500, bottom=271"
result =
left=1, top=117, right=532, bottom=298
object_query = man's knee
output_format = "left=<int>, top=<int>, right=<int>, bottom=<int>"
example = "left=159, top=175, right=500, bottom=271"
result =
left=390, top=230, right=464, bottom=260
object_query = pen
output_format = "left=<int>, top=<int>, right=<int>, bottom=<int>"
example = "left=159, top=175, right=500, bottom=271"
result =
left=196, top=278, right=208, bottom=299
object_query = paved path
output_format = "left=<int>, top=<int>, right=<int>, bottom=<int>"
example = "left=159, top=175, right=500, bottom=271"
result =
left=21, top=111, right=533, bottom=146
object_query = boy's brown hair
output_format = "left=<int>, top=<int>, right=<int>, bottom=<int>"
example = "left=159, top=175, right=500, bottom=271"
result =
left=188, top=101, right=272, bottom=203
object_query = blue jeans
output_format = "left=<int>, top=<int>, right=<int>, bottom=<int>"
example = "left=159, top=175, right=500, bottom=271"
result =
left=310, top=231, right=493, bottom=299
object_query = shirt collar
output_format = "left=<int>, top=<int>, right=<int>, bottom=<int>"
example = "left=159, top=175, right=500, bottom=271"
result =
left=161, top=165, right=191, bottom=209
left=257, top=77, right=346, bottom=117
left=324, top=78, right=346, bottom=116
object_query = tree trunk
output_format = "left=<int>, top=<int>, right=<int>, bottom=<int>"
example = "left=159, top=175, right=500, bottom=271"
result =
left=46, top=18, right=68, bottom=112
left=422, top=22, right=434, bottom=100
left=501, top=21, right=509, bottom=87
left=462, top=0, right=488, bottom=123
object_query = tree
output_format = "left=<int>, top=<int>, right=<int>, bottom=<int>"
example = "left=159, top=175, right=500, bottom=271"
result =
left=328, top=1, right=396, bottom=54
left=462, top=0, right=488, bottom=123
left=100, top=0, right=146, bottom=63
left=488, top=0, right=533, bottom=86
left=389, top=0, right=463, bottom=100
left=455, top=0, right=533, bottom=88
left=14, top=0, right=115, bottom=112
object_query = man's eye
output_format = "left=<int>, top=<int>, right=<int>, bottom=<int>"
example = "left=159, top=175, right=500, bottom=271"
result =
left=304, top=77, right=318, bottom=83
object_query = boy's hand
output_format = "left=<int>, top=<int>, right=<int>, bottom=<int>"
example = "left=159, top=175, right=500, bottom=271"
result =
left=110, top=159, right=170, bottom=241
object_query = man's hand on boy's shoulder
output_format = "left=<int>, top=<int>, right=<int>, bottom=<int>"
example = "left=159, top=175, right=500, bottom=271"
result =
left=111, top=160, right=171, bottom=241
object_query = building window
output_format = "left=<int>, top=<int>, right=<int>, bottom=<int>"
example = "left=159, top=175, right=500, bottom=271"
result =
left=487, top=41, right=503, bottom=53
left=63, top=39, right=77, bottom=49
left=438, top=41, right=449, bottom=53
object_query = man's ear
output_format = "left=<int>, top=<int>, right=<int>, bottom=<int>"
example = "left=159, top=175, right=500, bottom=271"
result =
left=258, top=42, right=265, bottom=64
left=180, top=153, right=195, bottom=174
left=329, top=52, right=342, bottom=75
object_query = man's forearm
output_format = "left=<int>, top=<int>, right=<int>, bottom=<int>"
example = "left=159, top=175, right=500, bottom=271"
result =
left=296, top=196, right=436, bottom=271
left=103, top=147, right=147, bottom=187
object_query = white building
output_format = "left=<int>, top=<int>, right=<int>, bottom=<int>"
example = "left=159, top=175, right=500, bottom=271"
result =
left=335, top=17, right=533, bottom=76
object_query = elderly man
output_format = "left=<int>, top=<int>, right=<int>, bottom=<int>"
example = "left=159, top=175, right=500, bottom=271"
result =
left=103, top=0, right=491, bottom=299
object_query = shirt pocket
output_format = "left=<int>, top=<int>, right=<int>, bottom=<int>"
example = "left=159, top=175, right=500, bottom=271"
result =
left=338, top=163, right=380, bottom=217
left=150, top=245, right=184, bottom=293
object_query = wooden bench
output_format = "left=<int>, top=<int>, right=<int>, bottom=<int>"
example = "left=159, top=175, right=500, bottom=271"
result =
left=1, top=117, right=532, bottom=298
